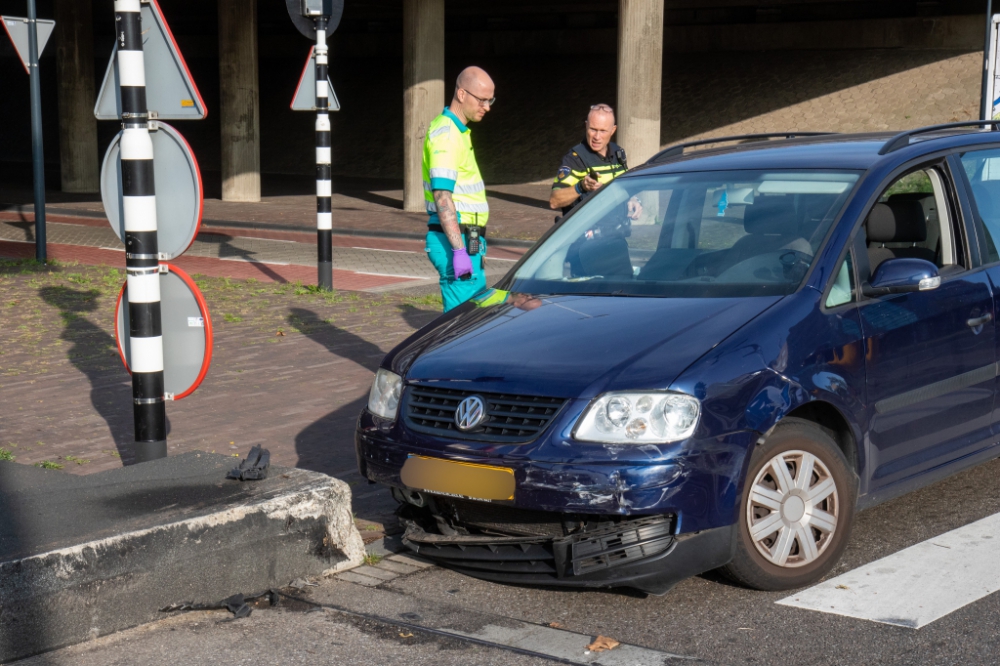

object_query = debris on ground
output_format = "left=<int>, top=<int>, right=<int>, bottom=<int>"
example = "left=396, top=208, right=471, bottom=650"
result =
left=586, top=635, right=620, bottom=652
left=226, top=445, right=271, bottom=481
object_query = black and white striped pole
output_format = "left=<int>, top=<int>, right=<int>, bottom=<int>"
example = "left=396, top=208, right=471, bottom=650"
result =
left=315, top=15, right=333, bottom=290
left=115, top=0, right=167, bottom=462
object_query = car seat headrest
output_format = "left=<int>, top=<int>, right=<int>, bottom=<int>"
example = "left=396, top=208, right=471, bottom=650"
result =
left=743, top=196, right=798, bottom=235
left=866, top=200, right=926, bottom=244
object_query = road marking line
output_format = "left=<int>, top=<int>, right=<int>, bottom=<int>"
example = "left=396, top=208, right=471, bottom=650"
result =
left=777, top=511, right=1000, bottom=628
left=216, top=257, right=292, bottom=266
left=350, top=246, right=418, bottom=254
left=351, top=270, right=426, bottom=279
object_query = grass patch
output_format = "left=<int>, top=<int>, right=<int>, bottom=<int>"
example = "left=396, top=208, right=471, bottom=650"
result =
left=362, top=552, right=383, bottom=566
left=0, top=448, right=14, bottom=462
left=35, top=460, right=63, bottom=470
left=64, top=455, right=91, bottom=465
left=223, top=313, right=243, bottom=323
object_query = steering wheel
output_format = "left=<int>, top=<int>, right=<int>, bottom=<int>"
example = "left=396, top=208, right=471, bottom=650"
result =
left=715, top=250, right=813, bottom=283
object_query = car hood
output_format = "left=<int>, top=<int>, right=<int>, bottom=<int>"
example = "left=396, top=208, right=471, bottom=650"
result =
left=396, top=293, right=782, bottom=398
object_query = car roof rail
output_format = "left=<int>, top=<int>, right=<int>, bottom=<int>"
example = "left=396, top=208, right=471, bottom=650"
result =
left=879, top=120, right=1000, bottom=155
left=648, top=132, right=837, bottom=163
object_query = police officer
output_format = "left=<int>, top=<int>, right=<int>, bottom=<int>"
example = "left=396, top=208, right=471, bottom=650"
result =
left=423, top=66, right=495, bottom=312
left=549, top=104, right=628, bottom=215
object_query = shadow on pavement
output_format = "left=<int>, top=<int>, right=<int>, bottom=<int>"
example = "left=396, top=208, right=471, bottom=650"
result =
left=286, top=307, right=380, bottom=472
left=486, top=189, right=550, bottom=209
left=397, top=303, right=441, bottom=333
left=38, top=286, right=149, bottom=465
left=197, top=232, right=289, bottom=283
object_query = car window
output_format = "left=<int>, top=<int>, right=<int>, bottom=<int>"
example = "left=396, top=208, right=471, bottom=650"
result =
left=507, top=170, right=861, bottom=298
left=862, top=166, right=959, bottom=278
left=958, top=148, right=1000, bottom=264
left=825, top=251, right=855, bottom=308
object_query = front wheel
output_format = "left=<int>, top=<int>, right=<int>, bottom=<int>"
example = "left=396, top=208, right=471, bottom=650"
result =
left=720, top=418, right=858, bottom=591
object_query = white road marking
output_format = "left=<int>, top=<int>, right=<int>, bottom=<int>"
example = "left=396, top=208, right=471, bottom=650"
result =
left=351, top=246, right=418, bottom=254
left=351, top=270, right=425, bottom=279
left=777, top=511, right=1000, bottom=628
left=217, top=257, right=292, bottom=266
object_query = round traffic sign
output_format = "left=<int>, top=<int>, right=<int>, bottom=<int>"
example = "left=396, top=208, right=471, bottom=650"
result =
left=285, top=0, right=344, bottom=39
left=114, top=263, right=213, bottom=400
left=101, top=121, right=203, bottom=260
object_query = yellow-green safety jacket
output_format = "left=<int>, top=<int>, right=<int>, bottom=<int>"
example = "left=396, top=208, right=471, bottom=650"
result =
left=423, top=108, right=489, bottom=228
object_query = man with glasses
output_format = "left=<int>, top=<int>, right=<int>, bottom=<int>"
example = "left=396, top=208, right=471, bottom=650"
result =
left=423, top=66, right=495, bottom=311
left=549, top=104, right=629, bottom=215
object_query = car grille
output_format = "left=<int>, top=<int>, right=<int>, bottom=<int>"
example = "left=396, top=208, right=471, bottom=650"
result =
left=403, top=386, right=566, bottom=443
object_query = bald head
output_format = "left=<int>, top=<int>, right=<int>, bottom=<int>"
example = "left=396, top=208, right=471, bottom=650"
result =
left=451, top=66, right=495, bottom=124
left=585, top=103, right=617, bottom=156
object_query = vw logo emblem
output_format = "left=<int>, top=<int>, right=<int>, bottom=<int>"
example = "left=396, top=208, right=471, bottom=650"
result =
left=454, top=395, right=486, bottom=431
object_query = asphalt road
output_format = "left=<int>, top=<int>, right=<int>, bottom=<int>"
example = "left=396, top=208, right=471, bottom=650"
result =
left=23, top=455, right=1000, bottom=665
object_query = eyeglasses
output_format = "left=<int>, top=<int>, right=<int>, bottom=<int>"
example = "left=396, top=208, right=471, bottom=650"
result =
left=461, top=89, right=495, bottom=107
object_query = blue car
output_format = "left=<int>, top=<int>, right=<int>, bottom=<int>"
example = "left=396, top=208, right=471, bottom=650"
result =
left=356, top=122, right=1000, bottom=594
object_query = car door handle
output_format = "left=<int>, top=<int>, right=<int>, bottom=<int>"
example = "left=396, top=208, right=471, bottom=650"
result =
left=967, top=313, right=993, bottom=328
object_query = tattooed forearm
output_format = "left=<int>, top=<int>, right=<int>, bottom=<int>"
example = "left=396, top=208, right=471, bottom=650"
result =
left=433, top=190, right=464, bottom=249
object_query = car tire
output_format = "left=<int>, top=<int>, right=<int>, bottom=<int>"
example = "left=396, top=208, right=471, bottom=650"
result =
left=720, top=417, right=858, bottom=591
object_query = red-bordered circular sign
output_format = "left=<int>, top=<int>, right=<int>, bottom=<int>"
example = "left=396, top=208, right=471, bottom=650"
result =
left=114, top=263, right=213, bottom=400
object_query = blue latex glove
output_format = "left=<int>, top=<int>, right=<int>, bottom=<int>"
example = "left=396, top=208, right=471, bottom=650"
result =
left=452, top=247, right=473, bottom=279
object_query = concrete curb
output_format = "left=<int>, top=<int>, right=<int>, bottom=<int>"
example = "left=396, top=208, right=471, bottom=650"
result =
left=0, top=454, right=364, bottom=662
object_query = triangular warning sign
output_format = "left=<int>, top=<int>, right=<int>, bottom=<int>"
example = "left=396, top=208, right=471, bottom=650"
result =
left=1, top=16, right=55, bottom=74
left=94, top=0, right=205, bottom=120
left=291, top=46, right=341, bottom=112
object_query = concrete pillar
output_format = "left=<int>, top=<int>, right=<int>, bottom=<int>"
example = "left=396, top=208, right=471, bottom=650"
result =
left=616, top=0, right=664, bottom=166
left=403, top=0, right=445, bottom=213
left=218, top=0, right=261, bottom=202
left=54, top=0, right=99, bottom=193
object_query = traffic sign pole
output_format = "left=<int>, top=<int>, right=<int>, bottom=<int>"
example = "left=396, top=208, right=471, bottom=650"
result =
left=26, top=0, right=46, bottom=262
left=315, top=15, right=333, bottom=291
left=115, top=0, right=167, bottom=463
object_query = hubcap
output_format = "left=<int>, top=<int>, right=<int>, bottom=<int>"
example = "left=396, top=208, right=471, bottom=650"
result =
left=746, top=449, right=839, bottom=568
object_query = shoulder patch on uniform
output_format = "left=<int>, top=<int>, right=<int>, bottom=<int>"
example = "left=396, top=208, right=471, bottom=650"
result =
left=557, top=166, right=571, bottom=181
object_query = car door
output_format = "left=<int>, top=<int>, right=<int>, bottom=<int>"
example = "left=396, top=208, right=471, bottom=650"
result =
left=859, top=162, right=997, bottom=492
left=952, top=147, right=1000, bottom=435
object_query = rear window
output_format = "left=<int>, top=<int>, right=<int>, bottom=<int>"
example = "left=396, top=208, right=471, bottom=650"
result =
left=503, top=169, right=861, bottom=298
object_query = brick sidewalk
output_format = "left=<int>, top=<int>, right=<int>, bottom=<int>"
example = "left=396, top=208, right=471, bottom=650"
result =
left=0, top=179, right=556, bottom=243
left=0, top=262, right=442, bottom=528
left=0, top=215, right=526, bottom=292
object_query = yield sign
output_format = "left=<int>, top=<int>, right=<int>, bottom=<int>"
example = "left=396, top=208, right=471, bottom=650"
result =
left=290, top=46, right=341, bottom=111
left=0, top=16, right=55, bottom=74
left=94, top=0, right=205, bottom=120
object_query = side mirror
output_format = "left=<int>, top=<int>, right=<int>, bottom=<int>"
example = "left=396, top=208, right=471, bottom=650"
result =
left=862, top=258, right=940, bottom=297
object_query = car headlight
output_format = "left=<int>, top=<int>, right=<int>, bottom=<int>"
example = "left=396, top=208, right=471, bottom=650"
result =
left=368, top=369, right=403, bottom=420
left=574, top=392, right=700, bottom=444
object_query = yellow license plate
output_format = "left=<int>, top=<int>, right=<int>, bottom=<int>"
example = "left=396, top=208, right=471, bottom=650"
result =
left=400, top=455, right=514, bottom=501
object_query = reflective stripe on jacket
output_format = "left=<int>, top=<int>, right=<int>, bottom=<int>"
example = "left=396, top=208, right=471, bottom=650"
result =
left=422, top=108, right=489, bottom=227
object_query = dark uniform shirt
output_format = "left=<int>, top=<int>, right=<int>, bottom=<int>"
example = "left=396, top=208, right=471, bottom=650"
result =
left=552, top=141, right=628, bottom=215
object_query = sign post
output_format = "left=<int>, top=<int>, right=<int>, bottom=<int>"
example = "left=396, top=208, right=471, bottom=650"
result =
left=315, top=14, right=333, bottom=290
left=287, top=0, right=344, bottom=291
left=112, top=0, right=168, bottom=463
left=27, top=1, right=45, bottom=262
left=1, top=9, right=55, bottom=262
left=95, top=0, right=209, bottom=464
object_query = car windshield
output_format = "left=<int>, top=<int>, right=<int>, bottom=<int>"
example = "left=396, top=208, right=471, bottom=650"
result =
left=503, top=169, right=861, bottom=298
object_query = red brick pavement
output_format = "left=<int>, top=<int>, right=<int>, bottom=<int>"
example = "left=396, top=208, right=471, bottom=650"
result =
left=0, top=263, right=438, bottom=525
left=0, top=240, right=423, bottom=290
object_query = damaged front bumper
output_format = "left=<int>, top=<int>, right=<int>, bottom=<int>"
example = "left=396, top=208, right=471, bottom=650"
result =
left=356, top=408, right=752, bottom=593
left=397, top=502, right=735, bottom=595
